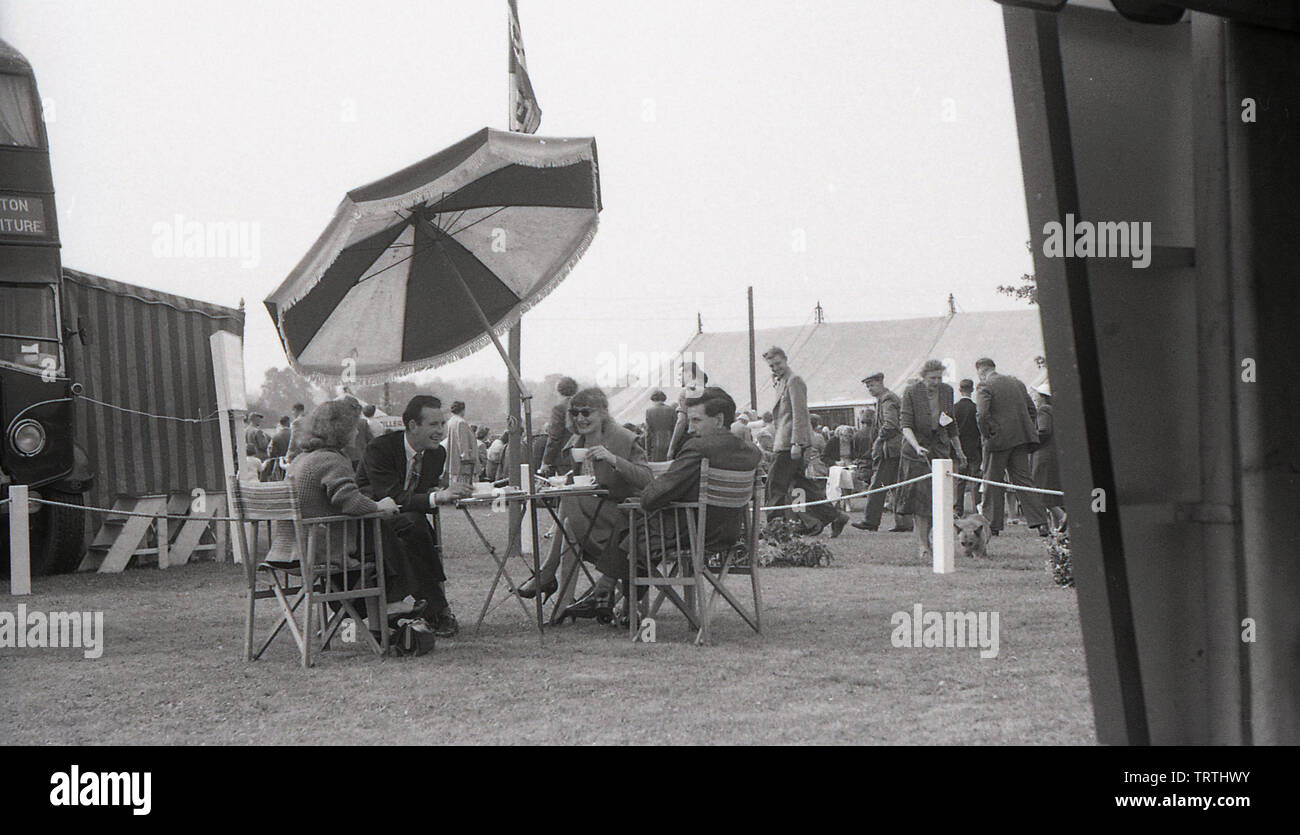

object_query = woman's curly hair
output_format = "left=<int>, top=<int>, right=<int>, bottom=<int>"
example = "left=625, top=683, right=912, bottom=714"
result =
left=565, top=387, right=609, bottom=435
left=304, top=399, right=361, bottom=452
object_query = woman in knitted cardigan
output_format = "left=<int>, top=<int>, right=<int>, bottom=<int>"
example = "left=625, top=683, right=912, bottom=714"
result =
left=265, top=399, right=398, bottom=569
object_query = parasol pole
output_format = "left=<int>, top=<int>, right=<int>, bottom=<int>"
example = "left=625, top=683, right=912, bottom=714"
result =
left=419, top=224, right=544, bottom=635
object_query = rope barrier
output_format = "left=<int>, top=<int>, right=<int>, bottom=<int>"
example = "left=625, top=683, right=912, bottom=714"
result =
left=9, top=472, right=1063, bottom=526
left=951, top=471, right=1065, bottom=497
left=26, top=495, right=244, bottom=522
left=75, top=392, right=222, bottom=424
left=758, top=474, right=931, bottom=512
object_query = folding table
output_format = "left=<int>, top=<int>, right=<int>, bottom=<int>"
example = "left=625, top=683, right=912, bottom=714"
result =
left=456, top=485, right=609, bottom=635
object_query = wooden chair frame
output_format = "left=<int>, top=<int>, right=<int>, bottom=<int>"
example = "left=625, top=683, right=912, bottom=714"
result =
left=228, top=477, right=390, bottom=667
left=625, top=460, right=762, bottom=645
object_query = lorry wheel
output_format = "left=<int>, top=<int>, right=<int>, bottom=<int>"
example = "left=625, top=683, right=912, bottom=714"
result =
left=1, top=489, right=86, bottom=576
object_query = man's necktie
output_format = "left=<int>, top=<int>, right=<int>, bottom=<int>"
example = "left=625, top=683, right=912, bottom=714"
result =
left=404, top=453, right=422, bottom=496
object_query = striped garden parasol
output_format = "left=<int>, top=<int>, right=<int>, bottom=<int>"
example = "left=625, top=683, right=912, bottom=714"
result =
left=265, top=127, right=601, bottom=384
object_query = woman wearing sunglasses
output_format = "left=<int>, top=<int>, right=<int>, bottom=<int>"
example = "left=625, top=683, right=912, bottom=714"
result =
left=516, top=388, right=652, bottom=618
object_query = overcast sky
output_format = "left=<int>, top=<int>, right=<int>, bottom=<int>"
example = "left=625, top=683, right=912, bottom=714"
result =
left=2, top=0, right=1033, bottom=394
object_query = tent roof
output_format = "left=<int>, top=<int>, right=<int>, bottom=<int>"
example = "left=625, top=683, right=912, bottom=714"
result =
left=62, top=268, right=244, bottom=323
left=607, top=309, right=1047, bottom=424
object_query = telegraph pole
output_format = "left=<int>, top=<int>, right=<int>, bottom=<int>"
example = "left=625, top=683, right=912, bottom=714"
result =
left=747, top=286, right=757, bottom=410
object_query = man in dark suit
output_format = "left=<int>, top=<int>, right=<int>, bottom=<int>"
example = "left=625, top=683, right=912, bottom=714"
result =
left=974, top=357, right=1048, bottom=535
left=644, top=389, right=677, bottom=462
left=640, top=387, right=763, bottom=555
left=286, top=402, right=308, bottom=461
left=853, top=373, right=911, bottom=532
left=566, top=387, right=762, bottom=618
left=357, top=394, right=471, bottom=637
left=268, top=416, right=292, bottom=458
left=244, top=412, right=270, bottom=460
left=953, top=378, right=982, bottom=515
left=850, top=410, right=875, bottom=492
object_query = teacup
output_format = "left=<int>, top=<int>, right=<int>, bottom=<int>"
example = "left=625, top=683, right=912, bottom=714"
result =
left=570, top=447, right=589, bottom=463
left=572, top=474, right=596, bottom=487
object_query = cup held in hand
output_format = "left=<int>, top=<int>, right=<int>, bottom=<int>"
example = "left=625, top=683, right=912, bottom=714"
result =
left=570, top=447, right=589, bottom=463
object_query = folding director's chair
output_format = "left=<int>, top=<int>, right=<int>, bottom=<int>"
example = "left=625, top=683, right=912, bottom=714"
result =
left=228, top=477, right=390, bottom=667
left=625, top=459, right=762, bottom=645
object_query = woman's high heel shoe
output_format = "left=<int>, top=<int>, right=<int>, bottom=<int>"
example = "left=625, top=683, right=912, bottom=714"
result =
left=563, top=589, right=615, bottom=624
left=517, top=575, right=558, bottom=603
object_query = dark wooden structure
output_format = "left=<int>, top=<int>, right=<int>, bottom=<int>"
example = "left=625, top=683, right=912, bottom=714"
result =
left=999, top=0, right=1300, bottom=744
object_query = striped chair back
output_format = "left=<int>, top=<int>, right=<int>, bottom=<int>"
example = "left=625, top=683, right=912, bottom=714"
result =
left=228, top=474, right=391, bottom=667
left=228, top=477, right=300, bottom=521
left=697, top=460, right=759, bottom=509
left=624, top=456, right=763, bottom=645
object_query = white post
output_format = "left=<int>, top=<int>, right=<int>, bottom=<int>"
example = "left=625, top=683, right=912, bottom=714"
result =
left=8, top=485, right=31, bottom=595
left=518, top=463, right=533, bottom=559
left=932, top=458, right=955, bottom=574
left=210, top=331, right=248, bottom=564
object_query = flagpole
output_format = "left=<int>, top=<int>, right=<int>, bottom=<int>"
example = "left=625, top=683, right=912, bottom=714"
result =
left=507, top=0, right=544, bottom=638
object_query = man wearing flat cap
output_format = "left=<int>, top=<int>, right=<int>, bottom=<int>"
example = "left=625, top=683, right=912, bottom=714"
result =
left=244, top=412, right=270, bottom=461
left=852, top=372, right=911, bottom=532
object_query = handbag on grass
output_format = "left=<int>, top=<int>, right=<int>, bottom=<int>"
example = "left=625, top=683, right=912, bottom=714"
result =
left=390, top=619, right=436, bottom=657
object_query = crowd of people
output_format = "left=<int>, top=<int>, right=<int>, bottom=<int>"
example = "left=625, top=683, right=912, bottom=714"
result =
left=847, top=356, right=1065, bottom=560
left=249, top=379, right=761, bottom=637
left=246, top=346, right=1064, bottom=639
left=244, top=396, right=515, bottom=487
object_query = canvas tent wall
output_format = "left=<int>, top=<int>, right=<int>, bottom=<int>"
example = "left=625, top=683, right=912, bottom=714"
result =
left=60, top=268, right=245, bottom=531
left=606, top=309, right=1046, bottom=425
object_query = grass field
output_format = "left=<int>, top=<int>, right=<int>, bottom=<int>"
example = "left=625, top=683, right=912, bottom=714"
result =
left=0, top=505, right=1095, bottom=745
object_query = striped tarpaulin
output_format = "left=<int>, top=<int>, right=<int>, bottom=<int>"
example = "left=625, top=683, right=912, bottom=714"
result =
left=59, top=269, right=244, bottom=520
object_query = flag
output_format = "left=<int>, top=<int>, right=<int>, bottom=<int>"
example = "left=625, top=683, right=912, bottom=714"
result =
left=508, top=0, right=542, bottom=133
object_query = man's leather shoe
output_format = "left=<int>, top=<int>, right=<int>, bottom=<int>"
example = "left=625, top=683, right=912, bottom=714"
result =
left=850, top=521, right=878, bottom=531
left=431, top=610, right=459, bottom=638
left=830, top=512, right=850, bottom=538
left=562, top=590, right=614, bottom=624
left=887, top=525, right=913, bottom=532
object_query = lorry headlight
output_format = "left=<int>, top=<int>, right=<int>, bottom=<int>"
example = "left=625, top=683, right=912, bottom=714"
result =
left=11, top=420, right=45, bottom=456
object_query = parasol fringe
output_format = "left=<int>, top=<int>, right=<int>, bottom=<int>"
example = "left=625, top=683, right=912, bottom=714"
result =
left=359, top=148, right=595, bottom=219
left=276, top=146, right=596, bottom=315
left=283, top=215, right=600, bottom=387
